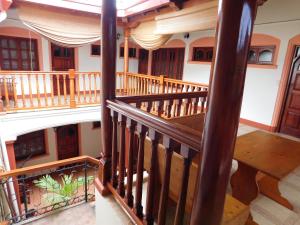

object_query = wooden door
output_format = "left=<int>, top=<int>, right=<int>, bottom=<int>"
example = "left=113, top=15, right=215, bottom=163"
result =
left=138, top=49, right=149, bottom=74
left=280, top=46, right=300, bottom=138
left=56, top=124, right=79, bottom=160
left=51, top=43, right=75, bottom=95
left=152, top=48, right=185, bottom=80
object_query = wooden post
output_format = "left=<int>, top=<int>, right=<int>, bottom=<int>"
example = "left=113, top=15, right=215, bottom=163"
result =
left=190, top=0, right=260, bottom=225
left=97, top=0, right=116, bottom=195
left=5, top=141, right=22, bottom=214
left=147, top=50, right=153, bottom=75
left=69, top=69, right=76, bottom=108
left=159, top=75, right=165, bottom=94
left=124, top=29, right=130, bottom=92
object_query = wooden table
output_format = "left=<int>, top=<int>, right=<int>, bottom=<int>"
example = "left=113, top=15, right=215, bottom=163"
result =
left=231, top=130, right=300, bottom=207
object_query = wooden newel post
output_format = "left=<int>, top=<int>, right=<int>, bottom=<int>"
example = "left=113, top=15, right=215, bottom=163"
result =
left=190, top=0, right=260, bottom=225
left=159, top=75, right=165, bottom=94
left=97, top=0, right=116, bottom=195
left=69, top=69, right=76, bottom=108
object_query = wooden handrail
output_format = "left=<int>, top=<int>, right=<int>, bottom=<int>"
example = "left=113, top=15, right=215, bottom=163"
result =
left=117, top=91, right=208, bottom=103
left=107, top=100, right=201, bottom=151
left=0, top=156, right=99, bottom=179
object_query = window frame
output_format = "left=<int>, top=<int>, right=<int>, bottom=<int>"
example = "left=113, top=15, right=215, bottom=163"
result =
left=247, top=45, right=275, bottom=65
left=14, top=130, right=47, bottom=161
left=92, top=121, right=101, bottom=129
left=91, top=44, right=101, bottom=56
left=0, top=35, right=39, bottom=71
left=192, top=46, right=214, bottom=62
left=119, top=47, right=137, bottom=58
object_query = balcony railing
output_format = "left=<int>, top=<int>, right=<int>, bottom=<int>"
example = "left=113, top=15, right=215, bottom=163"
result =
left=0, top=70, right=208, bottom=113
left=0, top=156, right=99, bottom=224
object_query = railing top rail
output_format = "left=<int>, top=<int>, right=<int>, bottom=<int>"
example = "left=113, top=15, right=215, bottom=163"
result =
left=126, top=72, right=161, bottom=81
left=0, top=71, right=70, bottom=75
left=107, top=99, right=202, bottom=152
left=117, top=91, right=208, bottom=103
left=0, top=156, right=99, bottom=179
left=164, top=77, right=209, bottom=87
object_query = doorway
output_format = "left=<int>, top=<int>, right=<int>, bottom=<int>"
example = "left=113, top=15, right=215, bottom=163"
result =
left=152, top=48, right=185, bottom=80
left=279, top=46, right=300, bottom=138
left=56, top=124, right=79, bottom=160
left=51, top=43, right=75, bottom=95
left=138, top=49, right=149, bottom=74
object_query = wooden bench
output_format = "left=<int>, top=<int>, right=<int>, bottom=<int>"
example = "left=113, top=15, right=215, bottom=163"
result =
left=144, top=138, right=250, bottom=225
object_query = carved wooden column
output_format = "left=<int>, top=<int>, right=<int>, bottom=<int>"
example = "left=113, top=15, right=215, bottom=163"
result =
left=147, top=50, right=153, bottom=75
left=124, top=28, right=130, bottom=92
left=124, top=29, right=130, bottom=74
left=97, top=0, right=116, bottom=195
left=190, top=0, right=260, bottom=225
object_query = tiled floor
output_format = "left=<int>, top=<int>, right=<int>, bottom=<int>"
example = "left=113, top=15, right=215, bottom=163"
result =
left=24, top=202, right=96, bottom=225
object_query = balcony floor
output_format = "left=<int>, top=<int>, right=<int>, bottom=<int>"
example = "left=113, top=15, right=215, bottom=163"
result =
left=24, top=202, right=96, bottom=225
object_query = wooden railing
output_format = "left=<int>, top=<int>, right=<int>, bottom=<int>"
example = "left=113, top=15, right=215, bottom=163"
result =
left=0, top=71, right=208, bottom=113
left=117, top=91, right=208, bottom=118
left=0, top=156, right=99, bottom=224
left=107, top=99, right=201, bottom=225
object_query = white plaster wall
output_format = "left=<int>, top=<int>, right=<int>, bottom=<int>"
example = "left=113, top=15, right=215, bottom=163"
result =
left=167, top=0, right=300, bottom=126
left=15, top=122, right=101, bottom=168
left=79, top=122, right=101, bottom=159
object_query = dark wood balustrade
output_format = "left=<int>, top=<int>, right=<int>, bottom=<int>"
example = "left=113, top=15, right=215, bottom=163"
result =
left=107, top=99, right=201, bottom=225
left=105, top=99, right=250, bottom=225
left=117, top=91, right=208, bottom=118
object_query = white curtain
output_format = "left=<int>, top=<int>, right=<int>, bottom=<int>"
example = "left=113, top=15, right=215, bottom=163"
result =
left=17, top=5, right=101, bottom=47
left=155, top=1, right=218, bottom=35
left=130, top=21, right=172, bottom=50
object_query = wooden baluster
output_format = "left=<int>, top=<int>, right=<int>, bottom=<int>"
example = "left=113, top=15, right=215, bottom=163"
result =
left=143, top=78, right=146, bottom=94
left=56, top=74, right=61, bottom=106
left=193, top=97, right=200, bottom=114
left=3, top=76, right=9, bottom=110
left=186, top=85, right=190, bottom=93
left=94, top=74, right=97, bottom=101
left=50, top=74, right=55, bottom=106
left=69, top=69, right=76, bottom=108
left=88, top=74, right=92, bottom=102
left=63, top=74, right=67, bottom=104
left=176, top=99, right=182, bottom=117
left=20, top=76, right=26, bottom=107
left=201, top=97, right=206, bottom=113
left=157, top=137, right=175, bottom=225
left=118, top=114, right=126, bottom=197
left=166, top=100, right=173, bottom=118
left=35, top=74, right=41, bottom=107
left=27, top=74, right=33, bottom=107
left=111, top=110, right=118, bottom=187
left=165, top=81, right=169, bottom=94
left=187, top=98, right=192, bottom=115
left=83, top=74, right=87, bottom=103
left=175, top=84, right=179, bottom=93
left=77, top=73, right=81, bottom=104
left=43, top=74, right=48, bottom=107
left=136, top=101, right=142, bottom=109
left=180, top=84, right=184, bottom=93
left=157, top=100, right=164, bottom=117
left=125, top=118, right=136, bottom=207
left=134, top=124, right=147, bottom=218
left=144, top=129, right=160, bottom=225
left=146, top=101, right=152, bottom=113
left=12, top=77, right=18, bottom=109
left=174, top=146, right=193, bottom=225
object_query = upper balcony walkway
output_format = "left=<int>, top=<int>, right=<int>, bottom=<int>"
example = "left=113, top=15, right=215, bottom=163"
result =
left=0, top=71, right=208, bottom=114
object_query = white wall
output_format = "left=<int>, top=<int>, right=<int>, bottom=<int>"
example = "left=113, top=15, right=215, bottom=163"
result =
left=16, top=122, right=101, bottom=168
left=165, top=0, right=300, bottom=126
